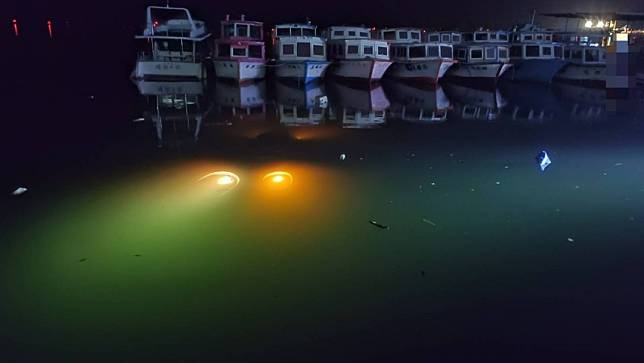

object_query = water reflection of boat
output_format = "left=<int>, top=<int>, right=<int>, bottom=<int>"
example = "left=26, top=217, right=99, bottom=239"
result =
left=213, top=80, right=267, bottom=122
left=275, top=81, right=326, bottom=126
left=383, top=80, right=450, bottom=123
left=326, top=80, right=389, bottom=128
left=136, top=80, right=209, bottom=147
left=552, top=83, right=606, bottom=123
left=500, top=82, right=563, bottom=123
left=443, top=82, right=506, bottom=121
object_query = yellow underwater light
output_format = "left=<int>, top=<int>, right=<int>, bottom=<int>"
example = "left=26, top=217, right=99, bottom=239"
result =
left=198, top=171, right=240, bottom=190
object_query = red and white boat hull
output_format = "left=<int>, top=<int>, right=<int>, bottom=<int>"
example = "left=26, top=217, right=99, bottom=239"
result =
left=214, top=60, right=266, bottom=82
left=387, top=59, right=455, bottom=83
left=329, top=59, right=393, bottom=82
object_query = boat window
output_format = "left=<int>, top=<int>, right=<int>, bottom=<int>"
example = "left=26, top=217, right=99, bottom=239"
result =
left=411, top=32, right=420, bottom=40
left=282, top=44, right=294, bottom=55
left=333, top=30, right=344, bottom=37
left=276, top=28, right=290, bottom=36
left=348, top=31, right=356, bottom=36
left=232, top=47, right=246, bottom=56
left=303, top=28, right=315, bottom=36
left=490, top=33, right=497, bottom=40
left=572, top=49, right=582, bottom=60
left=498, top=47, right=508, bottom=59
left=470, top=49, right=483, bottom=59
left=585, top=49, right=599, bottom=62
left=292, top=28, right=303, bottom=36
left=427, top=45, right=439, bottom=57
left=457, top=48, right=467, bottom=60
left=485, top=47, right=496, bottom=59
left=536, top=34, right=543, bottom=40
left=313, top=45, right=324, bottom=56
left=510, top=46, right=522, bottom=57
left=383, top=31, right=396, bottom=40
left=463, top=33, right=474, bottom=42
left=440, top=45, right=453, bottom=58
left=554, top=46, right=563, bottom=58
left=236, top=24, right=248, bottom=37
left=348, top=45, right=359, bottom=54
left=399, top=31, right=408, bottom=39
left=429, top=34, right=440, bottom=42
left=409, top=45, right=426, bottom=58
left=364, top=46, right=374, bottom=55
left=475, top=33, right=488, bottom=41
left=378, top=46, right=388, bottom=55
left=250, top=25, right=261, bottom=38
left=545, top=35, right=552, bottom=41
left=224, top=24, right=235, bottom=37
left=499, top=33, right=508, bottom=41
left=441, top=34, right=450, bottom=42
left=360, top=32, right=369, bottom=37
left=564, top=48, right=571, bottom=59
left=249, top=45, right=262, bottom=58
left=523, top=34, right=533, bottom=41
left=525, top=45, right=539, bottom=57
left=297, top=42, right=311, bottom=57
left=452, top=34, right=461, bottom=43
left=541, top=46, right=552, bottom=56
left=218, top=43, right=231, bottom=57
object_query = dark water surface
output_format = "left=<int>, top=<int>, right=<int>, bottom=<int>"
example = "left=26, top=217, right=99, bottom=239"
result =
left=3, top=36, right=644, bottom=362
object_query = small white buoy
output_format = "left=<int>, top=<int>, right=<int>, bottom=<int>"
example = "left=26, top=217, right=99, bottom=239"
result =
left=495, top=181, right=501, bottom=185
left=12, top=187, right=28, bottom=196
left=339, top=153, right=346, bottom=161
left=567, top=237, right=575, bottom=243
left=133, top=117, right=145, bottom=123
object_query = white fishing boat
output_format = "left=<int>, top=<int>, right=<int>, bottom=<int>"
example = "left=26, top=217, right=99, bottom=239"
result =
left=271, top=23, right=331, bottom=82
left=133, top=6, right=211, bottom=81
left=447, top=30, right=512, bottom=85
left=554, top=32, right=607, bottom=87
left=325, top=26, right=392, bottom=82
left=213, top=15, right=266, bottom=83
left=503, top=24, right=567, bottom=83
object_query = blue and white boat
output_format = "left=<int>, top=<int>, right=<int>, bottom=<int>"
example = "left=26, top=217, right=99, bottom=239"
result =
left=503, top=24, right=567, bottom=83
left=271, top=23, right=331, bottom=83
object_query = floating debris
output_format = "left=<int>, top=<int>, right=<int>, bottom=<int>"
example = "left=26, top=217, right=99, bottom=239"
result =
left=574, top=185, right=580, bottom=190
left=470, top=188, right=476, bottom=192
left=420, top=270, right=425, bottom=277
left=430, top=182, right=436, bottom=186
left=369, top=220, right=389, bottom=230
left=614, top=162, right=623, bottom=167
left=79, top=258, right=87, bottom=263
left=536, top=150, right=551, bottom=171
left=504, top=165, right=510, bottom=169
left=567, top=237, right=575, bottom=243
left=339, top=153, right=346, bottom=161
left=12, top=187, right=28, bottom=196
left=422, top=218, right=437, bottom=226
left=495, top=181, right=501, bottom=185
left=133, top=117, right=145, bottom=123
left=133, top=254, right=142, bottom=257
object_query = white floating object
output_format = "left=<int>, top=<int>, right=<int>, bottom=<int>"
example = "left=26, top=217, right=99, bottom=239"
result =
left=567, top=237, right=575, bottom=243
left=537, top=150, right=551, bottom=171
left=316, top=95, right=328, bottom=108
left=339, top=153, right=346, bottom=161
left=12, top=187, right=28, bottom=196
left=133, top=117, right=145, bottom=123
left=422, top=218, right=437, bottom=226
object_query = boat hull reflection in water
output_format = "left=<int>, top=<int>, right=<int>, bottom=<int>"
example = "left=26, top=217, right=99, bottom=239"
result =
left=326, top=80, right=390, bottom=128
left=275, top=81, right=327, bottom=126
left=384, top=80, right=450, bottom=123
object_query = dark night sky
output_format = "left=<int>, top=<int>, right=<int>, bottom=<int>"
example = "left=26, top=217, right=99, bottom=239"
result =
left=6, top=0, right=644, bottom=30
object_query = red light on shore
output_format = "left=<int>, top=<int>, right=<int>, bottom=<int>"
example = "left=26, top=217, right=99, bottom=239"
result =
left=12, top=19, right=19, bottom=37
left=47, top=20, right=53, bottom=38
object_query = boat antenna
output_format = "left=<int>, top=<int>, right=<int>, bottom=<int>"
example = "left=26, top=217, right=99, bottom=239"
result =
left=165, top=0, right=170, bottom=7
left=530, top=9, right=536, bottom=25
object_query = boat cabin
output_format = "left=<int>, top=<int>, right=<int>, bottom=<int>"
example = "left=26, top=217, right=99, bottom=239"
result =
left=378, top=28, right=423, bottom=43
left=511, top=25, right=555, bottom=44
left=509, top=43, right=564, bottom=60
left=462, top=31, right=509, bottom=43
left=214, top=15, right=265, bottom=60
left=325, top=26, right=372, bottom=40
left=135, top=6, right=211, bottom=63
left=327, top=39, right=390, bottom=60
left=455, top=44, right=509, bottom=63
left=427, top=32, right=462, bottom=44
left=273, top=23, right=318, bottom=39
left=275, top=36, right=326, bottom=60
left=563, top=45, right=606, bottom=65
left=390, top=43, right=454, bottom=61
